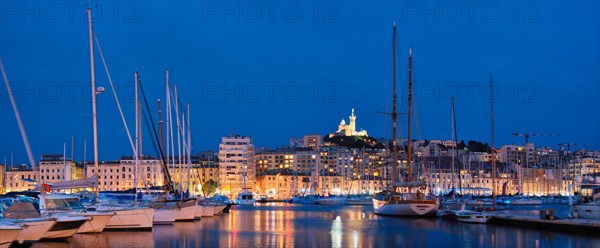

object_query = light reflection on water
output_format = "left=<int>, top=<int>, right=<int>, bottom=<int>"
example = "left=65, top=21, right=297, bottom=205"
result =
left=30, top=203, right=600, bottom=248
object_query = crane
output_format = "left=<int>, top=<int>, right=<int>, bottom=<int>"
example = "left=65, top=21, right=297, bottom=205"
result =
left=512, top=132, right=559, bottom=144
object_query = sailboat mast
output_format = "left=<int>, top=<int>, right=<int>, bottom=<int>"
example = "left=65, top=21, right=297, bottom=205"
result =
left=186, top=103, right=192, bottom=196
left=407, top=48, right=413, bottom=182
left=391, top=22, right=398, bottom=186
left=451, top=96, right=462, bottom=195
left=174, top=84, right=182, bottom=196
left=158, top=99, right=163, bottom=157
left=134, top=71, right=139, bottom=197
left=87, top=7, right=100, bottom=192
left=490, top=73, right=497, bottom=208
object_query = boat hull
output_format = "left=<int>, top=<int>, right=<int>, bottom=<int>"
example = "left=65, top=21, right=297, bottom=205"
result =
left=154, top=206, right=179, bottom=225
left=456, top=214, right=491, bottom=224
left=104, top=208, right=155, bottom=231
left=510, top=200, right=542, bottom=205
left=237, top=200, right=255, bottom=205
left=43, top=216, right=87, bottom=239
left=572, top=204, right=600, bottom=220
left=77, top=212, right=116, bottom=234
left=315, top=198, right=347, bottom=205
left=214, top=205, right=227, bottom=215
left=175, top=200, right=197, bottom=221
left=372, top=198, right=439, bottom=216
left=10, top=219, right=55, bottom=242
left=194, top=205, right=204, bottom=219
left=0, top=224, right=22, bottom=245
left=201, top=205, right=215, bottom=217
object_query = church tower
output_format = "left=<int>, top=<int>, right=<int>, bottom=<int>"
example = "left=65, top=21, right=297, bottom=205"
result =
left=349, top=108, right=356, bottom=134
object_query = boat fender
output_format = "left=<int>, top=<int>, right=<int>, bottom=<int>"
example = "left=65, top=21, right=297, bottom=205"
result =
left=41, top=183, right=51, bottom=194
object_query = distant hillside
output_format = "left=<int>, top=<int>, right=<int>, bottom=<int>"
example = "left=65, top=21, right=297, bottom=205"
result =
left=324, top=135, right=384, bottom=149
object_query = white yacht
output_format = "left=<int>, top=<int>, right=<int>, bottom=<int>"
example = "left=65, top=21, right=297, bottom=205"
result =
left=95, top=193, right=155, bottom=231
left=39, top=193, right=115, bottom=233
left=571, top=193, right=600, bottom=220
left=4, top=201, right=86, bottom=240
left=236, top=189, right=255, bottom=206
left=42, top=215, right=88, bottom=239
left=373, top=189, right=439, bottom=216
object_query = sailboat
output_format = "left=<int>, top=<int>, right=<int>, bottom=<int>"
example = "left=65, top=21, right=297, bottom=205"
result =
left=84, top=7, right=155, bottom=230
left=2, top=58, right=93, bottom=241
left=372, top=23, right=439, bottom=216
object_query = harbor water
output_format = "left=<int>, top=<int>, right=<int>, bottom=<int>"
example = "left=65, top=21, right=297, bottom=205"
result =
left=29, top=203, right=600, bottom=248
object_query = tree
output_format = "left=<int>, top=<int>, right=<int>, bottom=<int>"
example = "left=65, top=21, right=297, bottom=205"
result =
left=202, top=180, right=218, bottom=195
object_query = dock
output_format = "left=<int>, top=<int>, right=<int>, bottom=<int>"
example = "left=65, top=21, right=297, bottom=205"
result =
left=490, top=214, right=600, bottom=235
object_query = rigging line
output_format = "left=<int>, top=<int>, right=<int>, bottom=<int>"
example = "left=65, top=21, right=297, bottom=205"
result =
left=141, top=101, right=160, bottom=164
left=138, top=102, right=159, bottom=198
left=138, top=75, right=174, bottom=193
left=93, top=32, right=137, bottom=157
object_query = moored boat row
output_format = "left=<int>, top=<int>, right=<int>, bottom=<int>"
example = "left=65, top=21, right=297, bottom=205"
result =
left=0, top=192, right=231, bottom=246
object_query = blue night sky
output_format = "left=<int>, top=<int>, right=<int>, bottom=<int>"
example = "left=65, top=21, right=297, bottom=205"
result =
left=0, top=1, right=599, bottom=164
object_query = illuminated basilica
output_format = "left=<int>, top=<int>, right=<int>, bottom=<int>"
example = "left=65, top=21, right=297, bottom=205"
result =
left=329, top=108, right=368, bottom=138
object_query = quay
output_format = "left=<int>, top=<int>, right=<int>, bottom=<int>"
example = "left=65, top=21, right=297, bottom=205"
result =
left=490, top=213, right=600, bottom=235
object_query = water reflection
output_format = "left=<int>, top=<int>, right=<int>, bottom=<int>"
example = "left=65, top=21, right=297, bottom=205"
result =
left=331, top=216, right=342, bottom=247
left=69, top=231, right=154, bottom=248
left=28, top=203, right=600, bottom=248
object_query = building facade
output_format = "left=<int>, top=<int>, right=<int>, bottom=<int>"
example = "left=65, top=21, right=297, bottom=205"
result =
left=303, top=134, right=323, bottom=150
left=39, top=154, right=84, bottom=185
left=218, top=134, right=255, bottom=198
left=4, top=166, right=38, bottom=192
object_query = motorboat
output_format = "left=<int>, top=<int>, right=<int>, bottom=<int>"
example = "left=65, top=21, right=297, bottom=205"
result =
left=454, top=210, right=491, bottom=224
left=571, top=193, right=600, bottom=220
left=39, top=193, right=115, bottom=233
left=236, top=189, right=255, bottom=206
left=42, top=215, right=88, bottom=239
